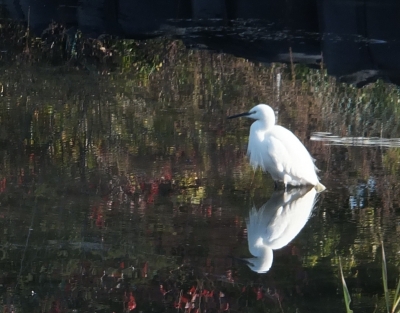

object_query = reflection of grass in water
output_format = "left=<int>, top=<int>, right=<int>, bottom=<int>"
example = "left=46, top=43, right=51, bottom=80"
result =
left=383, top=148, right=400, bottom=175
left=339, top=243, right=400, bottom=313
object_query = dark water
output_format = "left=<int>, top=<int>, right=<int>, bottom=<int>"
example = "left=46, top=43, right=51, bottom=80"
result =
left=0, top=38, right=400, bottom=313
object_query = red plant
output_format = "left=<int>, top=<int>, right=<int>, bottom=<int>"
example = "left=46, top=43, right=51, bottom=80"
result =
left=255, top=287, right=263, bottom=300
left=0, top=178, right=6, bottom=193
left=202, top=289, right=213, bottom=297
left=126, top=292, right=136, bottom=311
left=141, top=261, right=148, bottom=278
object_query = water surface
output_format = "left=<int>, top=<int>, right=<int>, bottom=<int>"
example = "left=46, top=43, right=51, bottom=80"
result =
left=0, top=38, right=399, bottom=313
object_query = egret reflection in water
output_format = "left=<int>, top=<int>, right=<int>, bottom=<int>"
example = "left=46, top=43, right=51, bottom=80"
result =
left=245, top=187, right=318, bottom=273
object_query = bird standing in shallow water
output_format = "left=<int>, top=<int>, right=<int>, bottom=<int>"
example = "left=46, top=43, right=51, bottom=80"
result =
left=228, top=104, right=325, bottom=192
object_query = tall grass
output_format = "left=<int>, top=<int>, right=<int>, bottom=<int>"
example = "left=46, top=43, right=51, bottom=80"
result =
left=340, top=242, right=400, bottom=313
left=339, top=256, right=353, bottom=313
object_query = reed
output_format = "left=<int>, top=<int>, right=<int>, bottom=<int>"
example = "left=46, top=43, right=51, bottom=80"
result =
left=340, top=242, right=400, bottom=313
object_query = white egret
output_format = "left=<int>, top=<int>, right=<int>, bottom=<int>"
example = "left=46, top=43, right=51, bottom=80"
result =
left=228, top=104, right=325, bottom=191
left=245, top=187, right=317, bottom=273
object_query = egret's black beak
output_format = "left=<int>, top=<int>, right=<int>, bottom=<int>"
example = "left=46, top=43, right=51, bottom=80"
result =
left=227, top=112, right=252, bottom=119
left=231, top=257, right=254, bottom=266
left=242, top=258, right=254, bottom=266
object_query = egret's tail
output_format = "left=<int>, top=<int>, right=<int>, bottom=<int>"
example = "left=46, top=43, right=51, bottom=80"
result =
left=314, top=182, right=326, bottom=193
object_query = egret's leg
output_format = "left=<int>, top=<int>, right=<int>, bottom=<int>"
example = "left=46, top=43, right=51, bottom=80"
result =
left=250, top=170, right=256, bottom=187
left=283, top=174, right=291, bottom=191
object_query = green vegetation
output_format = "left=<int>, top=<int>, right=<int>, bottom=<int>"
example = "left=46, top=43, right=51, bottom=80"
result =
left=339, top=257, right=354, bottom=313
left=340, top=243, right=400, bottom=313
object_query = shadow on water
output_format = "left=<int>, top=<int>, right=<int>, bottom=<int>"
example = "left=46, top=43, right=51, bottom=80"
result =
left=0, top=18, right=399, bottom=312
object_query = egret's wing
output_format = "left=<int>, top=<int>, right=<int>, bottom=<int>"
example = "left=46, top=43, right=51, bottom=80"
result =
left=265, top=129, right=296, bottom=174
left=247, top=188, right=316, bottom=256
left=247, top=192, right=287, bottom=252
left=267, top=126, right=317, bottom=181
left=247, top=127, right=290, bottom=176
left=268, top=187, right=317, bottom=249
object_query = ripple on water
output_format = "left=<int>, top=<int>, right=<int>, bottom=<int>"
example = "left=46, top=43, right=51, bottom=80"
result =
left=311, top=132, right=400, bottom=147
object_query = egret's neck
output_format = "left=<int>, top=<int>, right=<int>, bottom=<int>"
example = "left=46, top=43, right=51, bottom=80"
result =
left=250, top=120, right=271, bottom=143
left=252, top=116, right=274, bottom=133
left=252, top=237, right=269, bottom=257
left=247, top=239, right=273, bottom=273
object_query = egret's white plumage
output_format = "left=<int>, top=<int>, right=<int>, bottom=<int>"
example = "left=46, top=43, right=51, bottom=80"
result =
left=245, top=187, right=317, bottom=273
left=228, top=104, right=325, bottom=191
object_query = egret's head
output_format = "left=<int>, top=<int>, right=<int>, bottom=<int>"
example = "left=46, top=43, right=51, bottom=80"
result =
left=227, top=104, right=275, bottom=125
left=244, top=256, right=272, bottom=273
left=243, top=238, right=273, bottom=273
